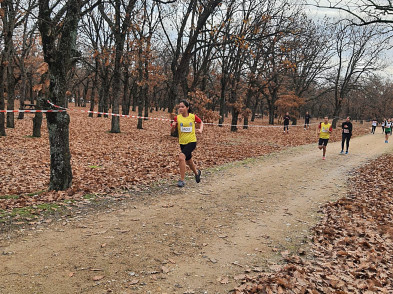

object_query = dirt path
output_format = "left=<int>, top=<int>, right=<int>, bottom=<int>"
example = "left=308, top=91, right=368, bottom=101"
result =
left=1, top=133, right=392, bottom=294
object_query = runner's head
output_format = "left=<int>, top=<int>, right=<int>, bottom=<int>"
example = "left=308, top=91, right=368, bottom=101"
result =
left=324, top=116, right=328, bottom=124
left=286, top=112, right=289, bottom=115
left=178, top=100, right=193, bottom=115
left=346, top=116, right=350, bottom=122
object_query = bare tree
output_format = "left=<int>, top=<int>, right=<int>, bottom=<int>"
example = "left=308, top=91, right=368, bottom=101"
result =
left=324, top=21, right=389, bottom=127
left=99, top=0, right=137, bottom=133
left=157, top=0, right=222, bottom=112
left=311, top=0, right=393, bottom=26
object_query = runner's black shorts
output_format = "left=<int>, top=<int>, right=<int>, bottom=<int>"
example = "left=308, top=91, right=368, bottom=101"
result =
left=318, top=138, right=329, bottom=146
left=180, top=142, right=197, bottom=161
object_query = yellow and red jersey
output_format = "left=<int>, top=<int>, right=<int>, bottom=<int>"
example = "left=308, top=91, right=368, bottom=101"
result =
left=173, top=114, right=202, bottom=145
left=319, top=122, right=332, bottom=139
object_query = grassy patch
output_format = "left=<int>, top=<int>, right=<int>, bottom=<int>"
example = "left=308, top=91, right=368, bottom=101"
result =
left=1, top=203, right=62, bottom=220
left=88, top=165, right=102, bottom=169
left=83, top=193, right=96, bottom=200
left=10, top=207, right=35, bottom=218
left=0, top=195, right=19, bottom=200
left=27, top=190, right=46, bottom=197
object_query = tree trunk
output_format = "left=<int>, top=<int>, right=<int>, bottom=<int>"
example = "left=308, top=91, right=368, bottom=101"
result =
left=82, top=80, right=89, bottom=107
left=137, top=85, right=144, bottom=129
left=231, top=108, right=239, bottom=132
left=47, top=111, right=72, bottom=190
left=32, top=98, right=43, bottom=137
left=268, top=102, right=275, bottom=125
left=6, top=62, right=16, bottom=128
left=97, top=85, right=104, bottom=117
left=110, top=51, right=121, bottom=133
left=18, top=65, right=27, bottom=120
left=218, top=76, right=227, bottom=126
left=122, top=69, right=130, bottom=115
left=243, top=87, right=253, bottom=129
left=251, top=98, right=259, bottom=122
left=0, top=55, right=5, bottom=136
left=89, top=75, right=97, bottom=118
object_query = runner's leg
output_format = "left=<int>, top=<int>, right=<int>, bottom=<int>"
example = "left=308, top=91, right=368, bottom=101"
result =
left=179, top=153, right=186, bottom=181
left=341, top=134, right=345, bottom=152
left=346, top=136, right=350, bottom=151
left=186, top=159, right=198, bottom=175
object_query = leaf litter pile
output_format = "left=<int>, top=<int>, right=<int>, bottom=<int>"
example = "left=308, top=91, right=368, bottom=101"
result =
left=233, top=154, right=393, bottom=293
left=0, top=107, right=368, bottom=211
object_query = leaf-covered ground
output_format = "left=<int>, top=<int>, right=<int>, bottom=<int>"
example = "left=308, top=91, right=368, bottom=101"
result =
left=233, top=154, right=393, bottom=293
left=0, top=107, right=369, bottom=211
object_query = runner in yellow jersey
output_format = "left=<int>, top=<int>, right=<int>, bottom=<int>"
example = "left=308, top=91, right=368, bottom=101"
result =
left=170, top=100, right=204, bottom=187
left=318, top=116, right=332, bottom=160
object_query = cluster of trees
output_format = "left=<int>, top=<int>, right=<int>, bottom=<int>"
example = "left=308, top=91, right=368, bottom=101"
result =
left=1, top=0, right=393, bottom=190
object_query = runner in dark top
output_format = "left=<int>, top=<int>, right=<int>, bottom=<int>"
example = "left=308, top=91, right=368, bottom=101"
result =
left=283, top=112, right=290, bottom=133
left=340, top=116, right=352, bottom=154
left=304, top=111, right=311, bottom=130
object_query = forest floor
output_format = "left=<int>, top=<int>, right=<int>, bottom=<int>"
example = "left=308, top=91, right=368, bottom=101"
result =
left=1, top=116, right=392, bottom=293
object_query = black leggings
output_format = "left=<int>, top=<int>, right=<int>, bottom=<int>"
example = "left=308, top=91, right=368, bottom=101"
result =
left=342, top=134, right=351, bottom=151
left=371, top=126, right=376, bottom=134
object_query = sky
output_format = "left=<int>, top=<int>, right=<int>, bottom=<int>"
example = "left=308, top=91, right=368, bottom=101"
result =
left=303, top=1, right=393, bottom=78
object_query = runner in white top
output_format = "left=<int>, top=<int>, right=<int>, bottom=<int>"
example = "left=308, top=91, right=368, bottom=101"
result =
left=371, top=120, right=377, bottom=134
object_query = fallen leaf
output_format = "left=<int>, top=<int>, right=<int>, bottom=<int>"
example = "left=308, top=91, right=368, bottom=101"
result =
left=92, top=275, right=104, bottom=281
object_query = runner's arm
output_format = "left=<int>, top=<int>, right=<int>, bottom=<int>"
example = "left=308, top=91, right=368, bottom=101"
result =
left=195, top=115, right=203, bottom=134
left=171, top=116, right=177, bottom=132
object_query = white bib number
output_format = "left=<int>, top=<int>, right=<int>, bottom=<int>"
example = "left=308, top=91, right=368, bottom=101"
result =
left=343, top=129, right=349, bottom=133
left=181, top=126, right=192, bottom=133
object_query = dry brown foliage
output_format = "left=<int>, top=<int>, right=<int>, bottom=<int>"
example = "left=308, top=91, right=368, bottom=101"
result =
left=234, top=154, right=393, bottom=293
left=0, top=107, right=369, bottom=211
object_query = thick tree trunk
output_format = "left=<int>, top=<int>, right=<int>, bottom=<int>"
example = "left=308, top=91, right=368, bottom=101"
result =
left=47, top=112, right=72, bottom=190
left=231, top=108, right=239, bottom=132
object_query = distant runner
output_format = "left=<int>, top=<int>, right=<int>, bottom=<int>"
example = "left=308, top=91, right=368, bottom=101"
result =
left=340, top=117, right=352, bottom=154
left=318, top=116, right=332, bottom=160
left=304, top=111, right=311, bottom=130
left=371, top=120, right=377, bottom=134
left=382, top=119, right=385, bottom=134
left=283, top=112, right=290, bottom=133
left=171, top=100, right=203, bottom=187
left=385, top=119, right=391, bottom=143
